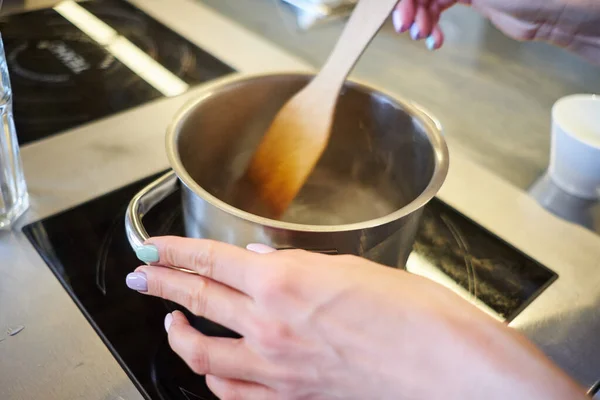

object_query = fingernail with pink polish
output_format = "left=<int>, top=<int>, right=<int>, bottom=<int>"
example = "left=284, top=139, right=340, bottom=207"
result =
left=246, top=243, right=276, bottom=254
left=392, top=10, right=407, bottom=33
left=410, top=23, right=421, bottom=40
left=126, top=272, right=148, bottom=292
left=164, top=313, right=173, bottom=333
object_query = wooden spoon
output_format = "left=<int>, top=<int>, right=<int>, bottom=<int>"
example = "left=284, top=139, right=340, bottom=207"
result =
left=239, top=0, right=400, bottom=219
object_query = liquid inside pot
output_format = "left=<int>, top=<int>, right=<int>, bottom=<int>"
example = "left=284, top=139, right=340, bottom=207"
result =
left=207, top=148, right=407, bottom=226
left=279, top=168, right=399, bottom=225
left=228, top=167, right=402, bottom=225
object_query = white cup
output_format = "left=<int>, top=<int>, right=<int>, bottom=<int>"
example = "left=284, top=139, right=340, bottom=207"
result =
left=548, top=94, right=600, bottom=200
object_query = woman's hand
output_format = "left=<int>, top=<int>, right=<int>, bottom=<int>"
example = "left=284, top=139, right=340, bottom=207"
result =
left=126, top=236, right=586, bottom=400
left=394, top=0, right=600, bottom=64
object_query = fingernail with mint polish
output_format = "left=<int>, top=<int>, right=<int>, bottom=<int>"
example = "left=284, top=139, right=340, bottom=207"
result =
left=425, top=35, right=436, bottom=50
left=164, top=313, right=173, bottom=333
left=410, top=23, right=421, bottom=40
left=135, top=244, right=159, bottom=264
left=126, top=272, right=148, bottom=292
left=392, top=10, right=407, bottom=33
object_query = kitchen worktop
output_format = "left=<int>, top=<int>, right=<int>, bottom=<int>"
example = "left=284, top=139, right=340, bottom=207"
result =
left=1, top=1, right=600, bottom=399
left=200, top=0, right=600, bottom=190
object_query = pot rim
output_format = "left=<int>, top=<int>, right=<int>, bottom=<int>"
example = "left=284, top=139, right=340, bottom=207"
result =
left=166, top=71, right=449, bottom=233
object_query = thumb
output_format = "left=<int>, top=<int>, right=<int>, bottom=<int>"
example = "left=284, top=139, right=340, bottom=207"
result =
left=475, top=7, right=541, bottom=41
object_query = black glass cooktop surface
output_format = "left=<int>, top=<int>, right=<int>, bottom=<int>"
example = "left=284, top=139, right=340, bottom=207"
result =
left=22, top=173, right=557, bottom=399
left=0, top=0, right=234, bottom=145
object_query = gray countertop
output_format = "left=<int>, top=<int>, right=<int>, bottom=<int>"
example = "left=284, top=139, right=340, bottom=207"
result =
left=2, top=1, right=600, bottom=399
left=199, top=0, right=600, bottom=190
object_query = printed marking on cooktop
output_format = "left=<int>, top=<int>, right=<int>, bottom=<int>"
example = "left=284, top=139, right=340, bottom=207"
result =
left=38, top=40, right=91, bottom=74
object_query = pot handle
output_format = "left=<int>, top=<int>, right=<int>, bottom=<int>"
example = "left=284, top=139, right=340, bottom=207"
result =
left=125, top=170, right=179, bottom=251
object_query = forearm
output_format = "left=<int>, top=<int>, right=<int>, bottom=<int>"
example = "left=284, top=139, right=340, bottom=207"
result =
left=470, top=0, right=600, bottom=64
left=540, top=0, right=600, bottom=65
left=466, top=322, right=588, bottom=400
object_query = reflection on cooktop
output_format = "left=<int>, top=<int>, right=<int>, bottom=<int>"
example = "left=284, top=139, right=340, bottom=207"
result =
left=22, top=172, right=557, bottom=399
left=0, top=0, right=234, bottom=145
left=413, top=201, right=557, bottom=321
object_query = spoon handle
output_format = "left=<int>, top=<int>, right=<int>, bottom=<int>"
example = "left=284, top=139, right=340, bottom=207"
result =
left=315, top=0, right=400, bottom=92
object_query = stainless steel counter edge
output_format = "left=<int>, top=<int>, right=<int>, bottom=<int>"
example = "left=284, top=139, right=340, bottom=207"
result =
left=1, top=0, right=599, bottom=398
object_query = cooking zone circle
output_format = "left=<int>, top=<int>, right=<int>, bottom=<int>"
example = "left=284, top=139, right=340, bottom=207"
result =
left=0, top=3, right=197, bottom=140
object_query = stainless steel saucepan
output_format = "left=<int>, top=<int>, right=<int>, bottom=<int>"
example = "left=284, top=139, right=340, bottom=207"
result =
left=125, top=72, right=449, bottom=269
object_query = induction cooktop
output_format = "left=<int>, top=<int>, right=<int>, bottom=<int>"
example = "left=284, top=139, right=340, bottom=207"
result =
left=0, top=0, right=234, bottom=145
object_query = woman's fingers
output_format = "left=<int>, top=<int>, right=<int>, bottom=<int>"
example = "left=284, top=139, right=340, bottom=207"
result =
left=426, top=24, right=445, bottom=50
left=166, top=311, right=269, bottom=382
left=129, top=265, right=252, bottom=335
left=480, top=8, right=541, bottom=41
left=393, top=0, right=416, bottom=33
left=138, top=236, right=262, bottom=295
left=411, top=4, right=433, bottom=39
left=393, top=0, right=447, bottom=50
left=423, top=1, right=444, bottom=50
left=206, top=375, right=277, bottom=400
